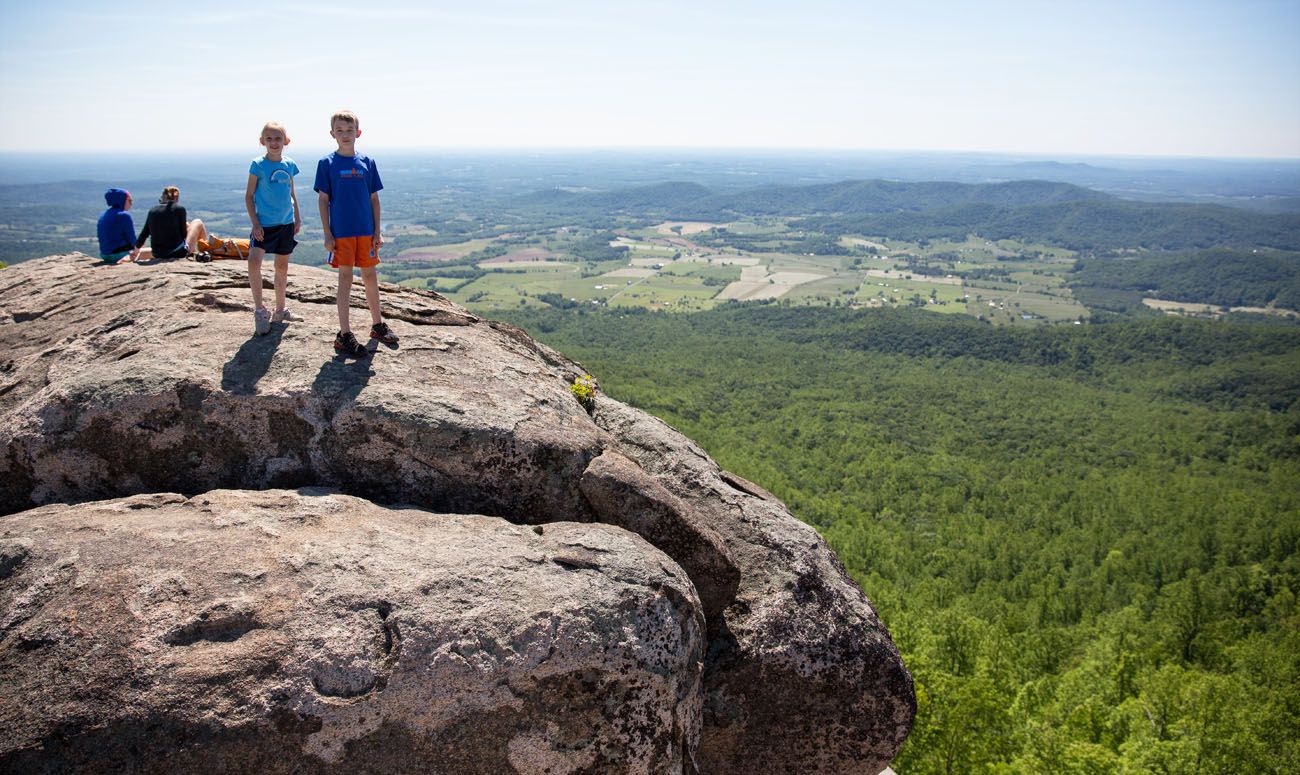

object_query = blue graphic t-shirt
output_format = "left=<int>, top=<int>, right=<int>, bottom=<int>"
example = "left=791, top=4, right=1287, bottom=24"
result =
left=249, top=156, right=300, bottom=227
left=313, top=153, right=383, bottom=239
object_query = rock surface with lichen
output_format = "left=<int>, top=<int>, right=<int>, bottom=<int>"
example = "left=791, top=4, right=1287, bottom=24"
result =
left=0, top=490, right=703, bottom=774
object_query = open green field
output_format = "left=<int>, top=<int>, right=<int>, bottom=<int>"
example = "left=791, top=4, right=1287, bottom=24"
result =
left=451, top=264, right=620, bottom=307
left=857, top=275, right=969, bottom=310
left=721, top=219, right=786, bottom=235
left=394, top=238, right=497, bottom=262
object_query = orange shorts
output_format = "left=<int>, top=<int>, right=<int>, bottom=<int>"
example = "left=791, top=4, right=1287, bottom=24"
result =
left=330, top=236, right=379, bottom=269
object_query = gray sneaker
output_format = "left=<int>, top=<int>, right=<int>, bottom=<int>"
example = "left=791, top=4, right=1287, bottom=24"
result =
left=254, top=307, right=271, bottom=336
left=272, top=307, right=298, bottom=323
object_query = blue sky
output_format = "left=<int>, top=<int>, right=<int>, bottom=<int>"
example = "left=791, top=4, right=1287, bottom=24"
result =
left=3, top=0, right=1297, bottom=157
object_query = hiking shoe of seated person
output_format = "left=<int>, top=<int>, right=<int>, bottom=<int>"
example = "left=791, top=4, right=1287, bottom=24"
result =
left=254, top=307, right=271, bottom=336
left=369, top=321, right=399, bottom=346
left=334, top=330, right=369, bottom=358
left=272, top=307, right=299, bottom=323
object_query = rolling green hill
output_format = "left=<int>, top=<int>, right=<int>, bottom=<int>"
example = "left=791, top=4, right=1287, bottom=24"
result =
left=806, top=199, right=1300, bottom=251
left=1071, top=249, right=1300, bottom=311
left=513, top=178, right=1106, bottom=218
left=680, top=178, right=1106, bottom=217
left=514, top=181, right=713, bottom=214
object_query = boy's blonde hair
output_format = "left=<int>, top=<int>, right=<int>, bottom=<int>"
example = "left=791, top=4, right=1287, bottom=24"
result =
left=160, top=186, right=180, bottom=203
left=330, top=110, right=360, bottom=130
left=260, top=121, right=290, bottom=142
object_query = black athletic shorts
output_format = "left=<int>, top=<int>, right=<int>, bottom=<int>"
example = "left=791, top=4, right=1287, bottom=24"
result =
left=252, top=223, right=297, bottom=255
left=155, top=243, right=190, bottom=259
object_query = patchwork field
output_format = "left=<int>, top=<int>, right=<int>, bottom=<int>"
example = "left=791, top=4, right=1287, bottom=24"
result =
left=602, top=267, right=656, bottom=278
left=395, top=238, right=496, bottom=262
left=480, top=247, right=559, bottom=265
left=655, top=221, right=724, bottom=235
left=384, top=226, right=1100, bottom=324
left=1140, top=298, right=1300, bottom=320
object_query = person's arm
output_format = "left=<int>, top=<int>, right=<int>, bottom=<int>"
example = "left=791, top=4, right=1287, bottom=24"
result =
left=318, top=192, right=333, bottom=252
left=368, top=159, right=384, bottom=250
left=314, top=159, right=333, bottom=251
left=290, top=179, right=302, bottom=235
left=135, top=213, right=150, bottom=250
left=244, top=174, right=263, bottom=240
left=123, top=214, right=141, bottom=260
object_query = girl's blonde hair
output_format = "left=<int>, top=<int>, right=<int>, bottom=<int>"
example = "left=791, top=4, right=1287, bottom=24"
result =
left=260, top=121, right=290, bottom=142
left=160, top=186, right=180, bottom=203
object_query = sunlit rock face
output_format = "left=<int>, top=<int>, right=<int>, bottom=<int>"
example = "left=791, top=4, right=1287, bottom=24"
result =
left=0, top=253, right=914, bottom=774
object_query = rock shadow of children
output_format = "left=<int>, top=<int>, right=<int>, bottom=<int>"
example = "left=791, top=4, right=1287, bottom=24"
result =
left=311, top=345, right=376, bottom=405
left=220, top=324, right=288, bottom=395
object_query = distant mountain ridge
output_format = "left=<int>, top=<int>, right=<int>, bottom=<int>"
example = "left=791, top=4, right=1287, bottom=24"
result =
left=516, top=178, right=1107, bottom=217
left=513, top=177, right=1300, bottom=251
left=514, top=181, right=713, bottom=211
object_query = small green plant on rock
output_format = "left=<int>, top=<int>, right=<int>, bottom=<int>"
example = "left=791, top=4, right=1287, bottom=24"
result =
left=571, top=374, right=598, bottom=412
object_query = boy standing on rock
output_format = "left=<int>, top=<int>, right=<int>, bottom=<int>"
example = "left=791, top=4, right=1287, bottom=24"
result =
left=314, top=110, right=398, bottom=358
left=245, top=122, right=302, bottom=336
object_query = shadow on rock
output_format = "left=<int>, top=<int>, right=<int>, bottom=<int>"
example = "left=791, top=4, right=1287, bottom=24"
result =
left=221, top=326, right=287, bottom=395
left=312, top=353, right=375, bottom=403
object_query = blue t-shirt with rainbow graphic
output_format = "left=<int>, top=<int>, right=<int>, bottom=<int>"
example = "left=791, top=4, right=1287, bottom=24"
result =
left=249, top=156, right=300, bottom=227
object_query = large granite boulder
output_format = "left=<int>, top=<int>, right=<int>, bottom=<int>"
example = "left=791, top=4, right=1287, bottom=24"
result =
left=0, top=489, right=703, bottom=774
left=0, top=254, right=914, bottom=772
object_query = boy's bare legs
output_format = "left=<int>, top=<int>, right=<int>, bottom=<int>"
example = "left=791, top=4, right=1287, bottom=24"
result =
left=337, top=267, right=354, bottom=333
left=360, top=266, right=383, bottom=325
left=186, top=219, right=206, bottom=252
left=273, top=254, right=289, bottom=314
left=332, top=266, right=370, bottom=356
left=360, top=265, right=398, bottom=345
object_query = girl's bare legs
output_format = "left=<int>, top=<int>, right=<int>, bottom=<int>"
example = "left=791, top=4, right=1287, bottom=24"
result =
left=274, top=254, right=289, bottom=314
left=248, top=248, right=266, bottom=311
left=185, top=219, right=207, bottom=252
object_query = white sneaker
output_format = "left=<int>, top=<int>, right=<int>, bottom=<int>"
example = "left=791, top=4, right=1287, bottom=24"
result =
left=272, top=307, right=298, bottom=323
left=254, top=307, right=271, bottom=335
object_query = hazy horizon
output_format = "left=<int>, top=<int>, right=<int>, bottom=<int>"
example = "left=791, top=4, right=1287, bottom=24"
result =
left=3, top=1, right=1297, bottom=158
left=4, top=147, right=1300, bottom=163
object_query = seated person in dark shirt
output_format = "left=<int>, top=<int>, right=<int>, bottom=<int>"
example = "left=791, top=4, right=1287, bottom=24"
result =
left=135, top=186, right=207, bottom=261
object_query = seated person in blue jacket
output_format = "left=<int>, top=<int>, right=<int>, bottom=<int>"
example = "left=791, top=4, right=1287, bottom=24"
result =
left=96, top=188, right=139, bottom=264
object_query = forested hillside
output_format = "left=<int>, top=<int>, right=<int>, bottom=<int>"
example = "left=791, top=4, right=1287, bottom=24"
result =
left=1071, top=249, right=1300, bottom=311
left=502, top=305, right=1300, bottom=772
left=804, top=199, right=1300, bottom=251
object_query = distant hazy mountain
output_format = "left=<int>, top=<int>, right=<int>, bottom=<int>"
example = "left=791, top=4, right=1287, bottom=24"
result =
left=508, top=177, right=1300, bottom=251
left=680, top=179, right=1106, bottom=217
left=514, top=178, right=1107, bottom=217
